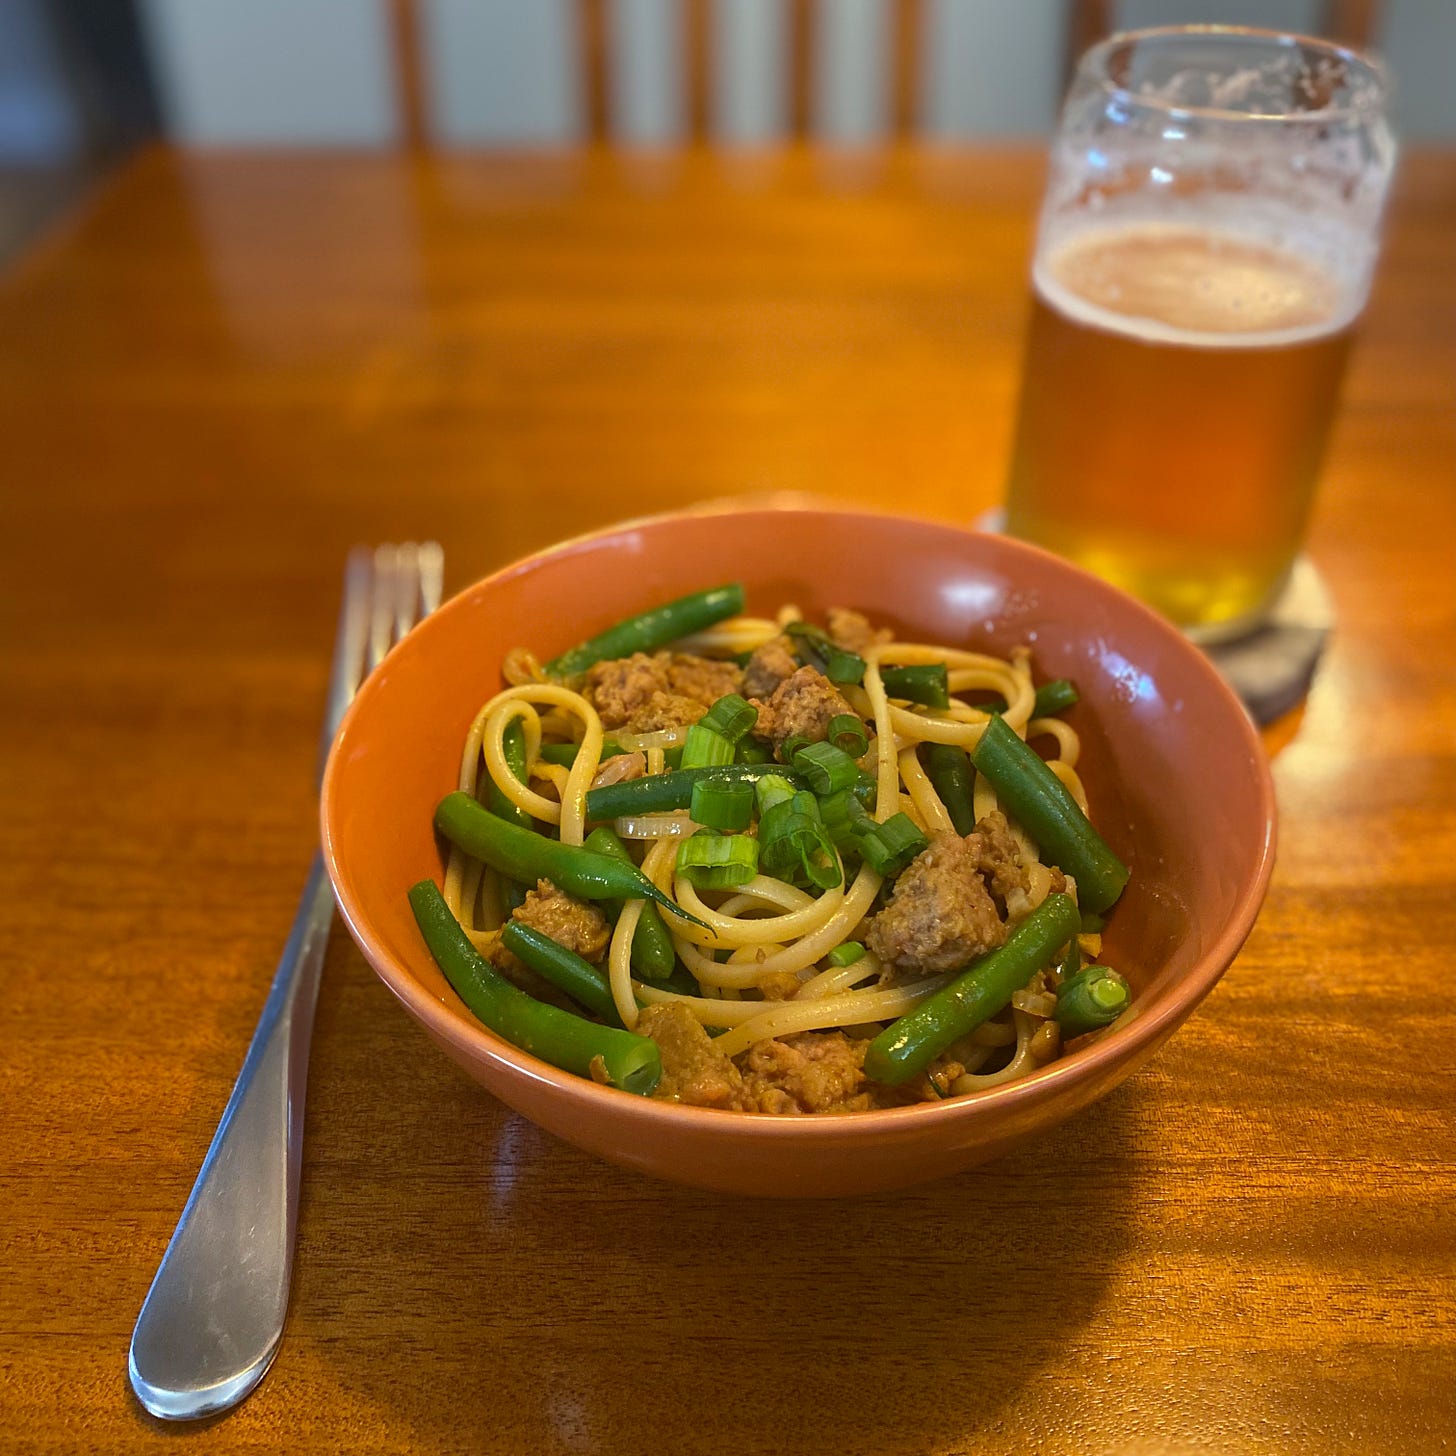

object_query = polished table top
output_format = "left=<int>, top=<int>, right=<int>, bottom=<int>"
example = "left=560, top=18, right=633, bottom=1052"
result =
left=2, top=144, right=1453, bottom=1456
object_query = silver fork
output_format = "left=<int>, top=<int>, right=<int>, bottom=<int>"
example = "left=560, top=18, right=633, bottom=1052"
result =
left=128, top=542, right=444, bottom=1422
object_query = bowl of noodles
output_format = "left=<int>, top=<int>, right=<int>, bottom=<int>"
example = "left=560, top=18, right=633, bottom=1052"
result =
left=321, top=503, right=1275, bottom=1196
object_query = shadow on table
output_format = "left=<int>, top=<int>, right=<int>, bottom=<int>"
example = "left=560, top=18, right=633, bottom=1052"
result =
left=291, top=977, right=1143, bottom=1456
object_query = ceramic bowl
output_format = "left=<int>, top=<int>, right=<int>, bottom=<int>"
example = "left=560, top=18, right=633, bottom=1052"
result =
left=321, top=504, right=1275, bottom=1197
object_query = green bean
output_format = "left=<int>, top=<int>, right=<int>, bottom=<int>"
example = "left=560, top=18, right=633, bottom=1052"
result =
left=1032, top=678, right=1079, bottom=717
left=1055, top=966, right=1131, bottom=1038
left=537, top=739, right=626, bottom=766
left=881, top=664, right=949, bottom=709
left=499, top=920, right=623, bottom=1025
left=922, top=743, right=976, bottom=836
left=863, top=893, right=1080, bottom=1086
left=484, top=719, right=532, bottom=829
left=583, top=826, right=677, bottom=980
left=584, top=762, right=802, bottom=821
left=1058, top=934, right=1082, bottom=982
left=434, top=792, right=710, bottom=930
left=544, top=584, right=746, bottom=679
left=969, top=714, right=1129, bottom=914
left=408, top=881, right=661, bottom=1095
left=660, top=961, right=700, bottom=998
left=978, top=678, right=1079, bottom=719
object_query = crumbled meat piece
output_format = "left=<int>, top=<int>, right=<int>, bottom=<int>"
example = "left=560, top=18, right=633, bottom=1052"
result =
left=664, top=652, right=743, bottom=706
left=585, top=653, right=665, bottom=728
left=585, top=651, right=743, bottom=730
left=739, top=1032, right=876, bottom=1114
left=866, top=832, right=1009, bottom=972
left=623, top=690, right=707, bottom=734
left=826, top=607, right=892, bottom=654
left=973, top=810, right=1032, bottom=911
left=491, top=880, right=611, bottom=972
left=742, top=634, right=799, bottom=700
left=756, top=971, right=802, bottom=1001
left=751, top=665, right=855, bottom=751
left=639, top=1003, right=748, bottom=1109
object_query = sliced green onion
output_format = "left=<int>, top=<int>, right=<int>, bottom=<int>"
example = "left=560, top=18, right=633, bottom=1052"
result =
left=826, top=942, right=866, bottom=968
left=680, top=723, right=735, bottom=770
left=778, top=733, right=813, bottom=765
left=690, top=776, right=754, bottom=832
left=754, top=773, right=798, bottom=817
left=676, top=830, right=760, bottom=889
left=760, top=790, right=842, bottom=891
left=858, top=812, right=928, bottom=877
left=663, top=746, right=684, bottom=771
left=817, top=787, right=873, bottom=853
left=736, top=736, right=773, bottom=764
left=853, top=771, right=877, bottom=808
left=827, top=713, right=869, bottom=757
left=880, top=664, right=950, bottom=709
left=1079, top=909, right=1107, bottom=933
left=791, top=740, right=860, bottom=796
left=697, top=693, right=757, bottom=744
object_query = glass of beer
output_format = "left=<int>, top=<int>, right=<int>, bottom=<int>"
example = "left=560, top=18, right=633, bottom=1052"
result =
left=1004, top=27, right=1396, bottom=640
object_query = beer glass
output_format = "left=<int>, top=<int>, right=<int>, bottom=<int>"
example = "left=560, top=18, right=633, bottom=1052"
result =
left=1004, top=27, right=1395, bottom=640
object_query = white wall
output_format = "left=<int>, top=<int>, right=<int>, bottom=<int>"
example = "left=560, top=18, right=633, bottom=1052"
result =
left=133, top=0, right=1456, bottom=149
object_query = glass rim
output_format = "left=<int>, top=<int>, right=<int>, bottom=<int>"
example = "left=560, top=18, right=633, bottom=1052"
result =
left=1078, top=24, right=1389, bottom=126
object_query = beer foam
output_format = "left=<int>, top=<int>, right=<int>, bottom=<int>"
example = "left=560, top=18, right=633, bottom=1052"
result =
left=1035, top=223, right=1363, bottom=349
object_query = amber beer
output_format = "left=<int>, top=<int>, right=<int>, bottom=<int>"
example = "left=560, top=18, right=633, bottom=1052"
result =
left=1005, top=222, right=1358, bottom=638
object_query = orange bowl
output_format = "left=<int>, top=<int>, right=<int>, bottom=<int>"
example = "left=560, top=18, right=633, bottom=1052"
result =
left=321, top=504, right=1275, bottom=1196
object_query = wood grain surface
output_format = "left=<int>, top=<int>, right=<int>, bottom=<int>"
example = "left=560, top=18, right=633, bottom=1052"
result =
left=1, top=145, right=1453, bottom=1456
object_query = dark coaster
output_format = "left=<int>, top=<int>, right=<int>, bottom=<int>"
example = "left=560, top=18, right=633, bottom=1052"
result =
left=973, top=511, right=1331, bottom=727
left=1203, top=556, right=1333, bottom=726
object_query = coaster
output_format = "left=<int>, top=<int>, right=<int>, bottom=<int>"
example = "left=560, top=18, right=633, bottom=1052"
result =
left=972, top=511, right=1331, bottom=726
left=1203, top=556, right=1333, bottom=726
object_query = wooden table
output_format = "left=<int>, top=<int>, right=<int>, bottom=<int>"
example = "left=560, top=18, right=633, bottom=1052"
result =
left=2, top=144, right=1453, bottom=1456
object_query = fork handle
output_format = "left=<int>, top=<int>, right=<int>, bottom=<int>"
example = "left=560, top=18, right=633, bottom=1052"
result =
left=128, top=855, right=335, bottom=1421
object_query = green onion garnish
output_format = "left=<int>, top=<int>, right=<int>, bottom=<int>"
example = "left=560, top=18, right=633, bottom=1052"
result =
left=676, top=829, right=760, bottom=890
left=827, top=713, right=869, bottom=757
left=681, top=724, right=735, bottom=770
left=759, top=790, right=842, bottom=891
left=736, top=736, right=773, bottom=765
left=778, top=733, right=813, bottom=765
left=858, top=813, right=929, bottom=877
left=690, top=776, right=754, bottom=832
left=791, top=740, right=860, bottom=796
left=697, top=693, right=758, bottom=744
left=754, top=773, right=797, bottom=817
left=817, top=787, right=872, bottom=853
left=826, top=942, right=866, bottom=968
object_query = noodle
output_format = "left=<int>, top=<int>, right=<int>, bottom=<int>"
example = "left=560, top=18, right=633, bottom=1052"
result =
left=436, top=597, right=1115, bottom=1115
